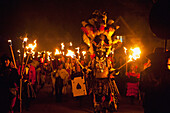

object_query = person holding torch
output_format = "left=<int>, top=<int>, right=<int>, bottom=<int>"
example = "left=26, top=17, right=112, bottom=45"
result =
left=140, top=48, right=170, bottom=113
left=0, top=54, right=20, bottom=113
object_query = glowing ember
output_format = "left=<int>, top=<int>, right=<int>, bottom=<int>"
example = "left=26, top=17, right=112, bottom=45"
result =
left=128, top=47, right=141, bottom=62
left=66, top=50, right=75, bottom=58
left=55, top=49, right=61, bottom=55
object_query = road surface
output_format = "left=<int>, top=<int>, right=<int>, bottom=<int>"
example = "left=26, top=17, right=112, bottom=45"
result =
left=22, top=84, right=144, bottom=113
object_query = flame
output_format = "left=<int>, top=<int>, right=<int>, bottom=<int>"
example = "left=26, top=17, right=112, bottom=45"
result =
left=24, top=52, right=27, bottom=58
left=82, top=51, right=86, bottom=59
left=75, top=47, right=80, bottom=54
left=47, top=51, right=52, bottom=61
left=23, top=37, right=28, bottom=42
left=38, top=52, right=41, bottom=57
left=124, top=47, right=127, bottom=54
left=55, top=49, right=61, bottom=55
left=66, top=50, right=75, bottom=58
left=82, top=51, right=86, bottom=56
left=70, top=42, right=72, bottom=46
left=26, top=40, right=37, bottom=51
left=128, top=47, right=141, bottom=62
left=61, top=43, right=64, bottom=50
left=8, top=40, right=12, bottom=43
left=17, top=49, right=20, bottom=53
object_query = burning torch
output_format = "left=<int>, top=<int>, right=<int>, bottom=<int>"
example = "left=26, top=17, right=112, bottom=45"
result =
left=8, top=40, right=17, bottom=68
left=61, top=43, right=65, bottom=55
left=118, top=47, right=141, bottom=70
left=25, top=40, right=37, bottom=66
left=20, top=36, right=28, bottom=113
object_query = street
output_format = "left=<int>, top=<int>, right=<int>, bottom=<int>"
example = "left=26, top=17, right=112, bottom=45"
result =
left=22, top=83, right=144, bottom=113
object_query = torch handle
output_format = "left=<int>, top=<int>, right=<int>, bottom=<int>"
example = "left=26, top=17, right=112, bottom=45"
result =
left=25, top=53, right=30, bottom=67
left=118, top=62, right=128, bottom=70
left=9, top=45, right=17, bottom=68
left=75, top=58, right=85, bottom=69
left=20, top=47, right=25, bottom=113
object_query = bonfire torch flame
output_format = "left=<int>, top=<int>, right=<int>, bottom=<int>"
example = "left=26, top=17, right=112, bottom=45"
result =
left=61, top=43, right=64, bottom=50
left=55, top=49, right=61, bottom=55
left=70, top=42, right=72, bottom=46
left=124, top=47, right=127, bottom=55
left=8, top=40, right=12, bottom=45
left=66, top=50, right=75, bottom=58
left=17, top=49, right=20, bottom=53
left=128, top=47, right=141, bottom=62
left=82, top=51, right=86, bottom=59
left=82, top=51, right=86, bottom=56
left=47, top=51, right=52, bottom=61
left=75, top=47, right=80, bottom=54
left=23, top=37, right=28, bottom=42
left=26, top=40, right=37, bottom=51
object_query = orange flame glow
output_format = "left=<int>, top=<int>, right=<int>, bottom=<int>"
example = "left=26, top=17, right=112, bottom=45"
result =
left=61, top=43, right=64, bottom=50
left=70, top=42, right=72, bottom=46
left=75, top=47, right=80, bottom=54
left=128, top=47, right=141, bottom=62
left=82, top=51, right=86, bottom=56
left=82, top=51, right=86, bottom=59
left=23, top=37, right=28, bottom=42
left=66, top=50, right=75, bottom=58
left=47, top=51, right=52, bottom=61
left=124, top=47, right=127, bottom=54
left=55, top=49, right=61, bottom=55
left=26, top=40, right=37, bottom=51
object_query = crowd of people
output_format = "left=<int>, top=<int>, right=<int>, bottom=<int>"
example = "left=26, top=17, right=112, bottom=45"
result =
left=0, top=47, right=170, bottom=113
left=0, top=51, right=91, bottom=113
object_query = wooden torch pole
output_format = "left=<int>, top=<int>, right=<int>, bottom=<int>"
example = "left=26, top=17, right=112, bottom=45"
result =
left=20, top=38, right=27, bottom=113
left=8, top=40, right=17, bottom=68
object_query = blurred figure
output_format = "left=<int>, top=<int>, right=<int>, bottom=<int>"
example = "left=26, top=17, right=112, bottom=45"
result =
left=39, top=52, right=46, bottom=88
left=65, top=58, right=71, bottom=79
left=126, top=64, right=140, bottom=104
left=0, top=54, right=20, bottom=113
left=140, top=48, right=170, bottom=113
left=55, top=63, right=69, bottom=102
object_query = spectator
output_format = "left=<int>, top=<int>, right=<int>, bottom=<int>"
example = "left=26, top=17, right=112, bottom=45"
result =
left=55, top=63, right=69, bottom=102
left=140, top=48, right=170, bottom=113
left=0, top=54, right=20, bottom=113
left=126, top=64, right=140, bottom=104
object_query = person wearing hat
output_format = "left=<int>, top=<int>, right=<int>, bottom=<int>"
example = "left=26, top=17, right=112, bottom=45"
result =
left=139, top=48, right=170, bottom=113
left=0, top=54, right=20, bottom=113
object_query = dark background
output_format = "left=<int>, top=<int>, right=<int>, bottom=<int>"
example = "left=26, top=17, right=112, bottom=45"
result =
left=0, top=0, right=169, bottom=56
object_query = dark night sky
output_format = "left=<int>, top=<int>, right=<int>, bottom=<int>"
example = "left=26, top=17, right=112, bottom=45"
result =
left=0, top=0, right=169, bottom=56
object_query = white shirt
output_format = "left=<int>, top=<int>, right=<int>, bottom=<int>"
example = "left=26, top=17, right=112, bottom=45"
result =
left=56, top=69, right=69, bottom=80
